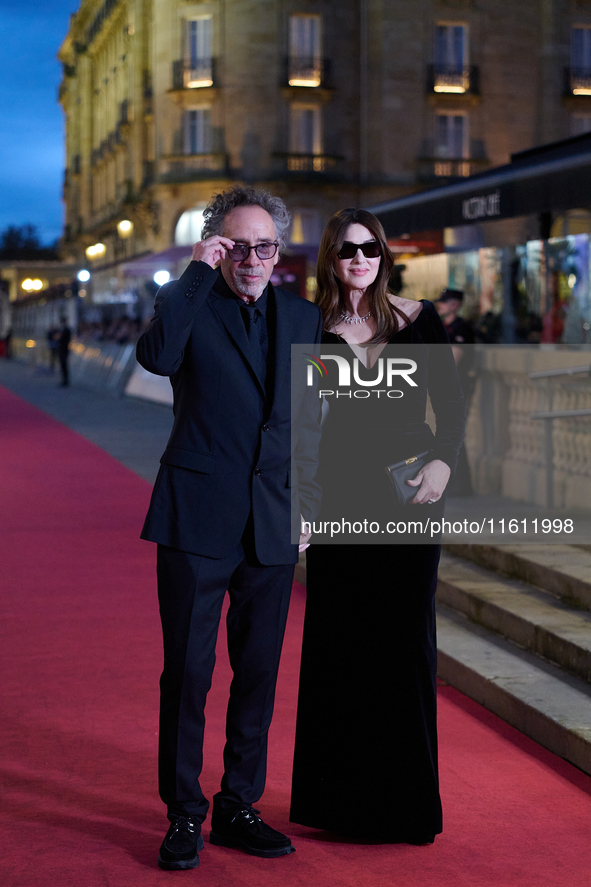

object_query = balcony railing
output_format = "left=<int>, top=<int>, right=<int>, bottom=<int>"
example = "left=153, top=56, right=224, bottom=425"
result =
left=283, top=56, right=331, bottom=88
left=159, top=152, right=229, bottom=182
left=417, top=158, right=486, bottom=180
left=434, top=159, right=472, bottom=177
left=172, top=58, right=217, bottom=90
left=564, top=67, right=591, bottom=96
left=426, top=64, right=480, bottom=95
left=417, top=138, right=488, bottom=181
left=273, top=152, right=343, bottom=177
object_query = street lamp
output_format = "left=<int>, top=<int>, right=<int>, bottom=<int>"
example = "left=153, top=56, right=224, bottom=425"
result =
left=21, top=278, right=44, bottom=293
left=86, top=243, right=106, bottom=260
left=117, top=219, right=134, bottom=238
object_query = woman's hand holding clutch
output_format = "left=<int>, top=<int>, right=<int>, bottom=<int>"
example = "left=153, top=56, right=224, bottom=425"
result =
left=406, top=459, right=451, bottom=505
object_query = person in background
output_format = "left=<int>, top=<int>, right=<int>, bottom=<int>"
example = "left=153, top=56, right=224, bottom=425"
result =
left=434, top=288, right=475, bottom=349
left=1, top=326, right=12, bottom=359
left=435, top=288, right=475, bottom=496
left=47, top=325, right=59, bottom=372
left=57, top=317, right=71, bottom=387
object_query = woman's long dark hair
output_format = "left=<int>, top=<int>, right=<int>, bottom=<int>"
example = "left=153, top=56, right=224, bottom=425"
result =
left=315, top=208, right=409, bottom=342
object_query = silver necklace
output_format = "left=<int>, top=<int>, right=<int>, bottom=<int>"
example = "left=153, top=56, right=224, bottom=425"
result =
left=339, top=310, right=372, bottom=325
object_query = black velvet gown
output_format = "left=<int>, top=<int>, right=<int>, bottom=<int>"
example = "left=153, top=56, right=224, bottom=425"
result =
left=290, top=301, right=465, bottom=843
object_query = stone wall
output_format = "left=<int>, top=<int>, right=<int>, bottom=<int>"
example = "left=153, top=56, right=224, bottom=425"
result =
left=466, top=346, right=591, bottom=510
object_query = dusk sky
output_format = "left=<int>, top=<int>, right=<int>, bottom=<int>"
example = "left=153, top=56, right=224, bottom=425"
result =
left=0, top=1, right=77, bottom=245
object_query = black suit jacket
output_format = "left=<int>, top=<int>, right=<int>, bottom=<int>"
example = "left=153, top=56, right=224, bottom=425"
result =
left=136, top=261, right=322, bottom=564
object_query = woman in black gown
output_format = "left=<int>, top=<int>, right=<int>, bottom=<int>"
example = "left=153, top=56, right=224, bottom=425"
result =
left=290, top=209, right=465, bottom=844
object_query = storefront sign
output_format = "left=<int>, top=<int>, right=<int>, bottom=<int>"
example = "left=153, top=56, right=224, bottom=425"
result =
left=462, top=190, right=501, bottom=221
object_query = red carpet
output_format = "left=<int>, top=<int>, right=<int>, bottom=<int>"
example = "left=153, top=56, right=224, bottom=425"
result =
left=2, top=382, right=591, bottom=887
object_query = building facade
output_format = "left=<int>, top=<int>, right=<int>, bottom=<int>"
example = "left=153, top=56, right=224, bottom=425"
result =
left=58, top=0, right=591, bottom=266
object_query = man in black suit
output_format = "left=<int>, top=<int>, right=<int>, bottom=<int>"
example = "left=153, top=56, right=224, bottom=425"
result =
left=136, top=187, right=322, bottom=871
left=435, top=288, right=474, bottom=496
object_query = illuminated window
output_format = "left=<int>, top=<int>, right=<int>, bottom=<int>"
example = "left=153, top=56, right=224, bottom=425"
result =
left=571, top=27, right=591, bottom=94
left=184, top=108, right=212, bottom=154
left=184, top=17, right=213, bottom=87
left=434, top=24, right=469, bottom=92
left=289, top=14, right=322, bottom=86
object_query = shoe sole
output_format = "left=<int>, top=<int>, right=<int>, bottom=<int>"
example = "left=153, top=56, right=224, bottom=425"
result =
left=209, top=831, right=295, bottom=858
left=158, top=834, right=204, bottom=870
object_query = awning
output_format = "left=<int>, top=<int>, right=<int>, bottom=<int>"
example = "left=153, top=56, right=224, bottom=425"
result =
left=367, top=132, right=591, bottom=237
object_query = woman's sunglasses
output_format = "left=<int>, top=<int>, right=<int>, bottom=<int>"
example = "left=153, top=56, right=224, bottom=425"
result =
left=337, top=240, right=381, bottom=260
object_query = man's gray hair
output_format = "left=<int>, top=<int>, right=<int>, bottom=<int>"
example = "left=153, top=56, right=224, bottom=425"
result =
left=202, top=186, right=291, bottom=246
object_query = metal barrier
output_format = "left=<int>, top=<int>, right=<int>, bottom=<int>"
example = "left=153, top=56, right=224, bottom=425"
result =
left=68, top=340, right=137, bottom=394
left=10, top=336, right=137, bottom=396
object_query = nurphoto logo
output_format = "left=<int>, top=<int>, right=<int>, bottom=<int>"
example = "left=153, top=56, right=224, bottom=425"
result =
left=305, top=352, right=418, bottom=399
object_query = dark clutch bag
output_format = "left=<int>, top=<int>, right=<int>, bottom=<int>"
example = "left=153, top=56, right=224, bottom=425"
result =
left=385, top=450, right=432, bottom=505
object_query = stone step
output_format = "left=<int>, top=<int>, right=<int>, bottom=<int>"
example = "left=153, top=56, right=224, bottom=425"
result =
left=437, top=550, right=591, bottom=683
left=444, top=544, right=591, bottom=611
left=437, top=605, right=591, bottom=776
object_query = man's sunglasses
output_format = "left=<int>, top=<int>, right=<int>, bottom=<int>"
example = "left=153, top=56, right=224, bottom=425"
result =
left=337, top=240, right=381, bottom=260
left=227, top=242, right=279, bottom=262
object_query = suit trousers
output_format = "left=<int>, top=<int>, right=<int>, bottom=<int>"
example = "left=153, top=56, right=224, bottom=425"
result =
left=156, top=535, right=294, bottom=822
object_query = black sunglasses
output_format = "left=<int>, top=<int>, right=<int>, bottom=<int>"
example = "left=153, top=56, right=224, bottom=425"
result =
left=337, top=240, right=381, bottom=260
left=227, top=242, right=278, bottom=262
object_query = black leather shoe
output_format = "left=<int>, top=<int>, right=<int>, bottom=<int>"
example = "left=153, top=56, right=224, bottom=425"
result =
left=158, top=817, right=204, bottom=870
left=210, top=807, right=295, bottom=858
